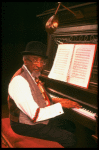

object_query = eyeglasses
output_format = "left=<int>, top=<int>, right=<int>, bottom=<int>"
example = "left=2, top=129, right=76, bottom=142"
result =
left=27, top=58, right=46, bottom=65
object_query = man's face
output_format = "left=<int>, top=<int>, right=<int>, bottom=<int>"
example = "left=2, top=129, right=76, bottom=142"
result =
left=24, top=55, right=46, bottom=74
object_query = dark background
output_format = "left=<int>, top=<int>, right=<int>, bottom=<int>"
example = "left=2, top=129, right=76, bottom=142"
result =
left=2, top=2, right=56, bottom=104
left=1, top=2, right=85, bottom=104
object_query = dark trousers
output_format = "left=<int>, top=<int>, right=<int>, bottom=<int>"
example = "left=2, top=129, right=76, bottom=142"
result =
left=10, top=116, right=77, bottom=148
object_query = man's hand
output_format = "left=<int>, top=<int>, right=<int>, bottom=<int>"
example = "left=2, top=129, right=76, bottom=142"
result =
left=52, top=97, right=82, bottom=109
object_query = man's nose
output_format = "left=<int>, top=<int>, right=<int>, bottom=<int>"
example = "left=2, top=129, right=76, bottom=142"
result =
left=36, top=62, right=42, bottom=67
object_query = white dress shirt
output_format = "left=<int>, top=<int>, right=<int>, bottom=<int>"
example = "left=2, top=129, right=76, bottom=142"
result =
left=8, top=66, right=64, bottom=123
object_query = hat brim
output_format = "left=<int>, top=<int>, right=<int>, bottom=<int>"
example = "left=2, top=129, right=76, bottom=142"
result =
left=21, top=51, right=48, bottom=59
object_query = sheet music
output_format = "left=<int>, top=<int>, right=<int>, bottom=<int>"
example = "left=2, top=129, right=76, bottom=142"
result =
left=48, top=43, right=96, bottom=88
left=68, top=44, right=96, bottom=88
left=48, top=44, right=75, bottom=81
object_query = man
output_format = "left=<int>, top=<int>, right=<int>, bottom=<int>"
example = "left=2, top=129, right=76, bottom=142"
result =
left=8, top=41, right=81, bottom=148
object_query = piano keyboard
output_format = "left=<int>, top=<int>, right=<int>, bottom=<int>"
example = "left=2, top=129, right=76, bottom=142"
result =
left=49, top=93, right=96, bottom=121
left=72, top=108, right=96, bottom=121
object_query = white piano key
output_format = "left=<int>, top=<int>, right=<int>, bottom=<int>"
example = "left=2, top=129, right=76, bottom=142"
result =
left=72, top=107, right=96, bottom=121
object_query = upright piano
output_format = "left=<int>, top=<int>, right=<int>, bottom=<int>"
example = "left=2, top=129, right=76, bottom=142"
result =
left=37, top=2, right=98, bottom=147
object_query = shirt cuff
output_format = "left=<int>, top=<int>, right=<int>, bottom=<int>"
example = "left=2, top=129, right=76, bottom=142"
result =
left=36, top=103, right=64, bottom=122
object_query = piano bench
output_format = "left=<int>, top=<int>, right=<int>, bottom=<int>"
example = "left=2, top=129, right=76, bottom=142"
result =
left=1, top=118, right=63, bottom=148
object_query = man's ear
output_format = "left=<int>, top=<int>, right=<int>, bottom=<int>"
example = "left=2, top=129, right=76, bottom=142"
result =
left=24, top=60, right=27, bottom=65
left=23, top=58, right=28, bottom=66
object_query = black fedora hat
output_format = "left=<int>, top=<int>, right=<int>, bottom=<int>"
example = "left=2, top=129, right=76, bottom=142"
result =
left=21, top=41, right=48, bottom=59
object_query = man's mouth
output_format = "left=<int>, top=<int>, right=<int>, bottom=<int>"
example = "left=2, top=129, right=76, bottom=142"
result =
left=34, top=67, right=42, bottom=72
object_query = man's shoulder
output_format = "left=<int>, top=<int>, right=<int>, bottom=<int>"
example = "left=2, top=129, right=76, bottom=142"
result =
left=11, top=68, right=24, bottom=80
left=9, top=75, right=29, bottom=87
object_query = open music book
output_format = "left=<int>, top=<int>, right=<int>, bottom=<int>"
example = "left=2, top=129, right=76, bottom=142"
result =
left=48, top=44, right=97, bottom=88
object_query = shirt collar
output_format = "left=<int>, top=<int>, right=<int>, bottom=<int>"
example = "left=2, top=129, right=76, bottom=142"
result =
left=23, top=64, right=35, bottom=82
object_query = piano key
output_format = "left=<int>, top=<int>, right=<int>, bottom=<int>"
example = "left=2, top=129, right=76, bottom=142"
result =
left=72, top=108, right=96, bottom=121
left=49, top=93, right=59, bottom=98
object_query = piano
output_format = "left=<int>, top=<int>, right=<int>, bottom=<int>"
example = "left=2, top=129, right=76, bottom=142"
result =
left=37, top=2, right=98, bottom=147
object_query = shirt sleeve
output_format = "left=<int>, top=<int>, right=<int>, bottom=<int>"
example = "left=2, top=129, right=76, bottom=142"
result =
left=8, top=75, right=64, bottom=122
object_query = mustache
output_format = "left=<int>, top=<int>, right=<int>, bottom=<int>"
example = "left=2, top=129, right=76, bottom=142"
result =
left=35, top=67, right=42, bottom=71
